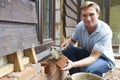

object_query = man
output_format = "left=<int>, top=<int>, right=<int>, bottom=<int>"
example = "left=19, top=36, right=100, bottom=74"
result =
left=61, top=1, right=115, bottom=77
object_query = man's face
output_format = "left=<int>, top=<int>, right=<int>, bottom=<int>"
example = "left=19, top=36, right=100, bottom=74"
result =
left=81, top=6, right=100, bottom=28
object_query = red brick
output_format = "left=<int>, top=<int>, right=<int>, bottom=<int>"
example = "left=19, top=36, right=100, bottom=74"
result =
left=49, top=60, right=59, bottom=75
left=41, top=57, right=68, bottom=80
left=41, top=62, right=49, bottom=74
left=55, top=56, right=68, bottom=68
left=41, top=60, right=58, bottom=75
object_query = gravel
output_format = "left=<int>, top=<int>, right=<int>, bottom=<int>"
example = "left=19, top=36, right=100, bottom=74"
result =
left=103, top=59, right=120, bottom=80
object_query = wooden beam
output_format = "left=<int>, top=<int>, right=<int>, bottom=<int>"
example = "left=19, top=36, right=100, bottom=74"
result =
left=0, top=64, right=14, bottom=77
left=7, top=52, right=24, bottom=71
left=24, top=48, right=37, bottom=64
left=22, top=57, right=30, bottom=66
left=60, top=0, right=66, bottom=44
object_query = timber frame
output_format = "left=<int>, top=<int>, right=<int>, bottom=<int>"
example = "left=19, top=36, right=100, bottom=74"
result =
left=0, top=48, right=37, bottom=77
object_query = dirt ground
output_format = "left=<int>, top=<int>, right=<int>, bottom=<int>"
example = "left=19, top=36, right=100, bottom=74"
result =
left=103, top=59, right=120, bottom=80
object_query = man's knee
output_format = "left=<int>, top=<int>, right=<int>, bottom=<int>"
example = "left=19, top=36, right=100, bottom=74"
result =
left=62, top=45, right=73, bottom=55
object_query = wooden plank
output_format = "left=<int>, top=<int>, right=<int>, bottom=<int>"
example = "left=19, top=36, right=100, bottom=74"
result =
left=65, top=27, right=75, bottom=37
left=0, top=22, right=39, bottom=56
left=65, top=16, right=77, bottom=27
left=0, top=56, right=7, bottom=66
left=63, top=0, right=78, bottom=39
left=24, top=48, right=37, bottom=64
left=22, top=57, right=30, bottom=66
left=60, top=0, right=67, bottom=44
left=0, top=0, right=37, bottom=23
left=0, top=64, right=14, bottom=78
left=7, top=52, right=24, bottom=71
left=71, top=0, right=78, bottom=6
left=66, top=0, right=78, bottom=12
left=65, top=5, right=77, bottom=20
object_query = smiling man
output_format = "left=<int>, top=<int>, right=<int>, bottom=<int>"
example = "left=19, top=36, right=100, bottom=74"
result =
left=61, top=1, right=115, bottom=77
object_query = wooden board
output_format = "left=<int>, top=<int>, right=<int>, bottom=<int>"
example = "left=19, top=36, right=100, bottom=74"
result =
left=65, top=16, right=77, bottom=27
left=0, top=0, right=37, bottom=23
left=0, top=22, right=39, bottom=56
left=0, top=64, right=14, bottom=78
left=65, top=27, right=75, bottom=37
left=63, top=0, right=79, bottom=37
left=65, top=5, right=77, bottom=20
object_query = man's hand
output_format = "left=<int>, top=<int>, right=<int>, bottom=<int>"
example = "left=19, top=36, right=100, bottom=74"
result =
left=61, top=38, right=76, bottom=50
left=61, top=40, right=69, bottom=50
left=61, top=59, right=74, bottom=71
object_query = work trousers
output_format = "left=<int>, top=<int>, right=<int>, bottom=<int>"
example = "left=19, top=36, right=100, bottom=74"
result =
left=62, top=45, right=110, bottom=77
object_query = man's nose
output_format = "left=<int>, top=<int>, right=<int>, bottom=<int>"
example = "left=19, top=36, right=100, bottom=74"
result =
left=86, top=16, right=91, bottom=21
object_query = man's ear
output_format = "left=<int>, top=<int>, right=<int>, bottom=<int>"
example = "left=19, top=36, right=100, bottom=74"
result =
left=97, top=12, right=100, bottom=18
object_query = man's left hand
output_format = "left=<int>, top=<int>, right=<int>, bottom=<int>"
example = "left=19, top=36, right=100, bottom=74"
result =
left=61, top=59, right=74, bottom=71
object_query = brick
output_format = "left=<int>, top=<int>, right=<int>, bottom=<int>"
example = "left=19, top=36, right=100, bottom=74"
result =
left=41, top=60, right=58, bottom=75
left=41, top=57, right=68, bottom=80
left=40, top=62, right=49, bottom=74
left=41, top=62, right=48, bottom=66
left=55, top=56, right=68, bottom=68
left=49, top=60, right=58, bottom=76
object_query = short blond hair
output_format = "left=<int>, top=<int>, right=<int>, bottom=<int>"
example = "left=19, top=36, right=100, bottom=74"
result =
left=80, top=1, right=100, bottom=13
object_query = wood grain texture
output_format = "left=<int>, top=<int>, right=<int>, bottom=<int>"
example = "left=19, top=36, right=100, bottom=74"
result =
left=0, top=64, right=14, bottom=78
left=0, top=0, right=37, bottom=23
left=0, top=22, right=39, bottom=56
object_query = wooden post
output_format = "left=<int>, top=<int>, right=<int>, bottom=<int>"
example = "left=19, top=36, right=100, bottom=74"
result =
left=0, top=64, right=14, bottom=77
left=60, top=0, right=66, bottom=44
left=0, top=48, right=37, bottom=78
left=24, top=48, right=37, bottom=64
left=7, top=51, right=24, bottom=71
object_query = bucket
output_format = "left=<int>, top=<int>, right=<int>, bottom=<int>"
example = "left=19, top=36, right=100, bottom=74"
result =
left=71, top=72, right=104, bottom=80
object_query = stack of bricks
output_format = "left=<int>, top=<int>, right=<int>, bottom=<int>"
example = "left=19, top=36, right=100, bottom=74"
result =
left=41, top=55, right=68, bottom=80
left=0, top=63, right=45, bottom=80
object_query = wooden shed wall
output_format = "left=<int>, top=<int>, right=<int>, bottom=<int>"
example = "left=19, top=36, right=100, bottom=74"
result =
left=0, top=0, right=39, bottom=56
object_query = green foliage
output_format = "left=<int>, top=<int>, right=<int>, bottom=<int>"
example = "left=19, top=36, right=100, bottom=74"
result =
left=111, top=0, right=120, bottom=6
left=110, top=4, right=120, bottom=44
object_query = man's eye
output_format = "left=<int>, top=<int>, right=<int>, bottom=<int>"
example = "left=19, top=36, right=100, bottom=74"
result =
left=90, top=14, right=94, bottom=16
left=82, top=15, right=87, bottom=17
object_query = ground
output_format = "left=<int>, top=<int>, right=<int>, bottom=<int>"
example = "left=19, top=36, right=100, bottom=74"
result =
left=103, top=59, right=120, bottom=80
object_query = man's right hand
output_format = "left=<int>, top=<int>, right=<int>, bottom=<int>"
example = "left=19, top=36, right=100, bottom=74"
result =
left=61, top=40, right=69, bottom=50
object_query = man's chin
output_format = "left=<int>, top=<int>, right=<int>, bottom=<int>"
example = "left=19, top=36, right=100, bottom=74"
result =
left=86, top=24, right=93, bottom=27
